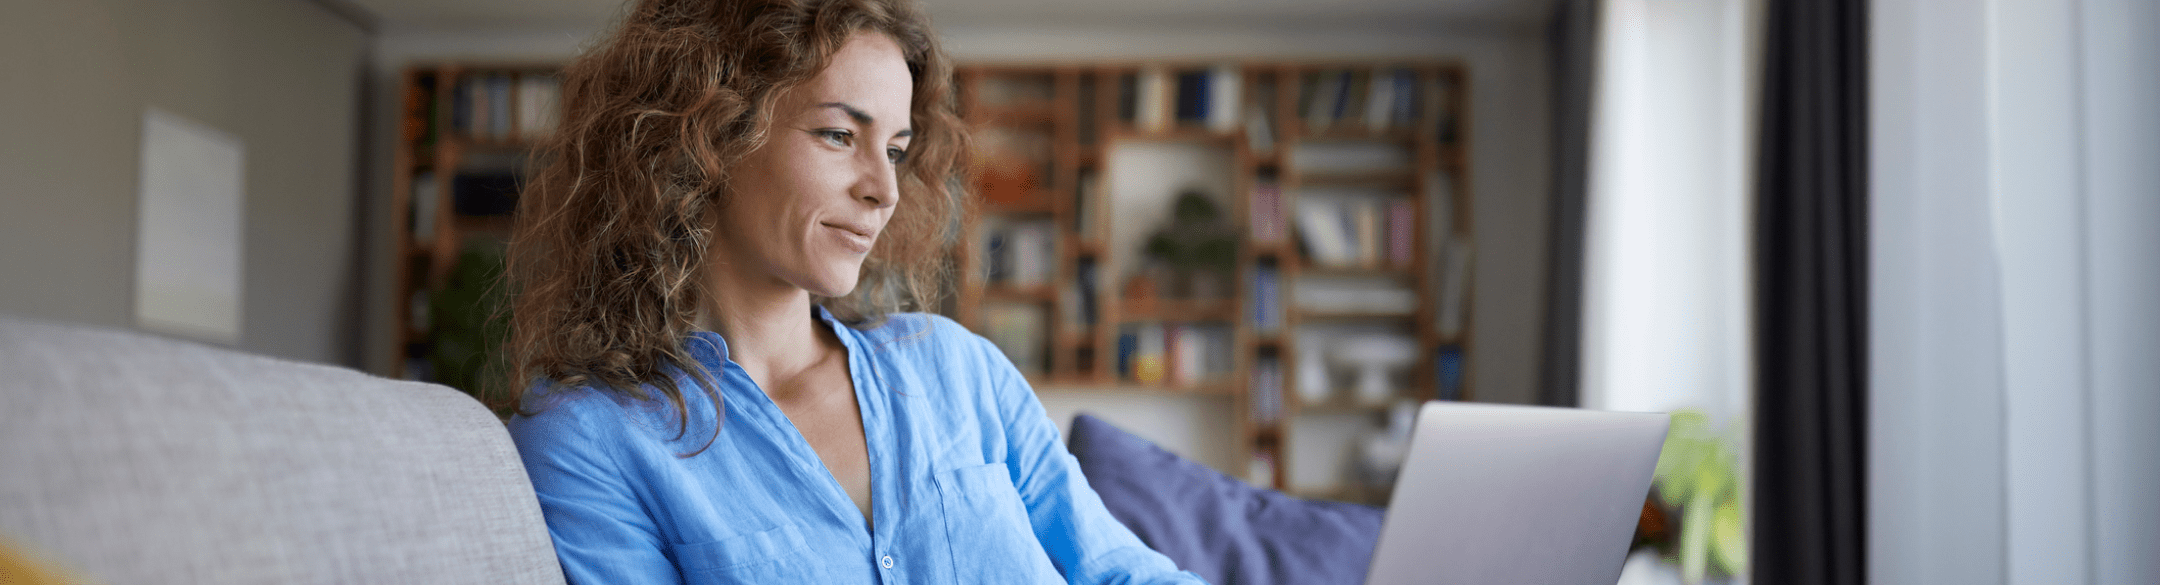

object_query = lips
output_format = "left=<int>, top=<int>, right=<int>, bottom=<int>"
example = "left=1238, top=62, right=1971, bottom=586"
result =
left=822, top=221, right=878, bottom=253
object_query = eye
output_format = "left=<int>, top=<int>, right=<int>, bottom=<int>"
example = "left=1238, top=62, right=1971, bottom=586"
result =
left=886, top=145, right=910, bottom=166
left=814, top=129, right=853, bottom=147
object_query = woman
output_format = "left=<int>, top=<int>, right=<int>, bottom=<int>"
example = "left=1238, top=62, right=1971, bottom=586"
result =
left=501, top=0, right=1204, bottom=583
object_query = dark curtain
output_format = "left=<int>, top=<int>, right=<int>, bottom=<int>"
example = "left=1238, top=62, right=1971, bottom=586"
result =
left=1538, top=0, right=1596, bottom=409
left=1753, top=0, right=1870, bottom=583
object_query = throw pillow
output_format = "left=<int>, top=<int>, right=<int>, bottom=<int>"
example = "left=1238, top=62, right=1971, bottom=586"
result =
left=1067, top=413, right=1386, bottom=585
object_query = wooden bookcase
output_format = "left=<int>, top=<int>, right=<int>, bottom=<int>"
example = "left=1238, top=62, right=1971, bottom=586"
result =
left=390, top=64, right=560, bottom=393
left=953, top=62, right=1475, bottom=503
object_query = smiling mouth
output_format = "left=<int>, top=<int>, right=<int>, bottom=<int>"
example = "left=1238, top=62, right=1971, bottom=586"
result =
left=823, top=222, right=877, bottom=253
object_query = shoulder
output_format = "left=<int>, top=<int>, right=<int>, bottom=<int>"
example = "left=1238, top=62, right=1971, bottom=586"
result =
left=506, top=382, right=623, bottom=451
left=507, top=378, right=712, bottom=458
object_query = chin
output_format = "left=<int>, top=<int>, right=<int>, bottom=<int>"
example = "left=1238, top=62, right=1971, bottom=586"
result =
left=801, top=266, right=864, bottom=299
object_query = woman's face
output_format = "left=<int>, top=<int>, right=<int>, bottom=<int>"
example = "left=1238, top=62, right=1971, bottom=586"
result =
left=714, top=32, right=914, bottom=299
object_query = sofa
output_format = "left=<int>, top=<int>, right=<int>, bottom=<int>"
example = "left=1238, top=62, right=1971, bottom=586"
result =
left=0, top=316, right=564, bottom=583
left=0, top=315, right=1392, bottom=585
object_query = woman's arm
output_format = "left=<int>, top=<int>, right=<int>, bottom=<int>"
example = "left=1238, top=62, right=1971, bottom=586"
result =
left=508, top=400, right=683, bottom=584
left=979, top=341, right=1208, bottom=585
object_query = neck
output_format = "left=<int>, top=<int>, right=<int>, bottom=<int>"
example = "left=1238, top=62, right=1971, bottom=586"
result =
left=699, top=255, right=838, bottom=397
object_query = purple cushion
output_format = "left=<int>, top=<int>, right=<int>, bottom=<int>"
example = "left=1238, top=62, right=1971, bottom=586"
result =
left=1068, top=413, right=1386, bottom=585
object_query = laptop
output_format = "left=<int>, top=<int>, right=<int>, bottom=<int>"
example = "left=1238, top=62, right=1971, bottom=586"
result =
left=1365, top=402, right=1670, bottom=584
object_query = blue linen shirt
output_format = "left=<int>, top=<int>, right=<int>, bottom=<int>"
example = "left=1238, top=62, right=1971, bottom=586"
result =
left=507, top=307, right=1205, bottom=584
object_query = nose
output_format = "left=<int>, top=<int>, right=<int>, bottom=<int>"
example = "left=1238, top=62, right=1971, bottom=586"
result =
left=853, top=151, right=900, bottom=210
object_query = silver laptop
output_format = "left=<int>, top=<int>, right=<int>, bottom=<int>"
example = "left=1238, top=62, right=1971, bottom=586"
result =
left=1365, top=402, right=1669, bottom=584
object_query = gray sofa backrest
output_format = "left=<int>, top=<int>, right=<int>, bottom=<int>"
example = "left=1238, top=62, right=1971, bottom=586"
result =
left=0, top=316, right=564, bottom=584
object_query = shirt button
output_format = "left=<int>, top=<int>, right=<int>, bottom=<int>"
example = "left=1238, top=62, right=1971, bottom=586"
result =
left=880, top=555, right=895, bottom=569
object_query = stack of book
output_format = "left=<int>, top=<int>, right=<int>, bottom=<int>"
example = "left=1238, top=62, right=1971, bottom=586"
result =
left=450, top=73, right=561, bottom=141
left=983, top=219, right=1056, bottom=287
left=1297, top=67, right=1448, bottom=139
left=1127, top=65, right=1242, bottom=133
left=1116, top=322, right=1234, bottom=386
left=1293, top=197, right=1417, bottom=269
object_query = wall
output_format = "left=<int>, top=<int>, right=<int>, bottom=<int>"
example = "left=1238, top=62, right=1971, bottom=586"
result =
left=1871, top=0, right=2160, bottom=582
left=0, top=0, right=368, bottom=365
left=363, top=18, right=1555, bottom=476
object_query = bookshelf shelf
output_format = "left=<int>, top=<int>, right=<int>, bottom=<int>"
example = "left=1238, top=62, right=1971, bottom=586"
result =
left=982, top=196, right=1059, bottom=214
left=983, top=285, right=1058, bottom=302
left=1116, top=299, right=1238, bottom=322
left=1295, top=264, right=1417, bottom=279
left=957, top=61, right=1474, bottom=501
left=1294, top=310, right=1419, bottom=322
left=1296, top=168, right=1419, bottom=189
left=1103, top=127, right=1240, bottom=144
left=973, top=104, right=1060, bottom=124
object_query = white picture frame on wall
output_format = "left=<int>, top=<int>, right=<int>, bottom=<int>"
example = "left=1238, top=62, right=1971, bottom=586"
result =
left=134, top=107, right=243, bottom=344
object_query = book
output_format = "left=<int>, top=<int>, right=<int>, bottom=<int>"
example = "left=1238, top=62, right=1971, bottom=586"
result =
left=984, top=228, right=1008, bottom=283
left=1012, top=221, right=1054, bottom=286
left=487, top=73, right=513, bottom=140
left=1136, top=67, right=1172, bottom=133
left=1387, top=198, right=1415, bottom=268
left=1435, top=345, right=1465, bottom=401
left=515, top=74, right=560, bottom=137
left=455, top=76, right=479, bottom=135
left=1303, top=70, right=1347, bottom=131
left=1116, top=326, right=1136, bottom=378
left=1364, top=66, right=1396, bottom=131
left=1250, top=263, right=1282, bottom=333
left=410, top=171, right=439, bottom=245
left=1208, top=64, right=1242, bottom=133
left=1174, top=70, right=1209, bottom=124
left=1076, top=259, right=1099, bottom=326
left=1245, top=97, right=1275, bottom=153
left=1352, top=198, right=1380, bottom=268
left=1168, top=323, right=1196, bottom=386
left=1250, top=179, right=1284, bottom=243
left=1339, top=69, right=1370, bottom=127
left=1132, top=322, right=1166, bottom=383
left=1390, top=69, right=1419, bottom=131
left=1251, top=355, right=1283, bottom=424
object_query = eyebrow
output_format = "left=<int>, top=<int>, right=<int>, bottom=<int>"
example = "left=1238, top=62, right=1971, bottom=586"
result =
left=817, top=102, right=913, bottom=138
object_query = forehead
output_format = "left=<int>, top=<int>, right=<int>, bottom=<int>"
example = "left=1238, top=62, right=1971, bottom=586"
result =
left=786, top=32, right=913, bottom=125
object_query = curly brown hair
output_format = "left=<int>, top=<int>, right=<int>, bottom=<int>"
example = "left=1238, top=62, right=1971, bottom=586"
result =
left=501, top=0, right=969, bottom=449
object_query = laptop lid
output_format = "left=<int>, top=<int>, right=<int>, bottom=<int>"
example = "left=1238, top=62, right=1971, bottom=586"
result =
left=1365, top=402, right=1669, bottom=585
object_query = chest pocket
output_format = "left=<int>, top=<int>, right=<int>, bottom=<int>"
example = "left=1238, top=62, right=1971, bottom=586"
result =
left=670, top=521, right=809, bottom=584
left=935, top=462, right=1063, bottom=583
